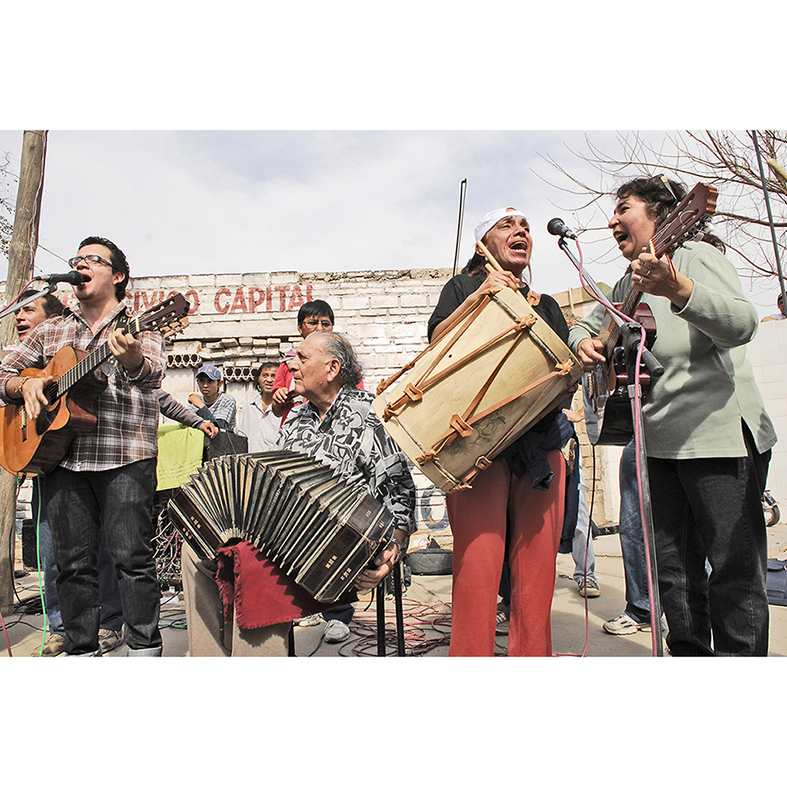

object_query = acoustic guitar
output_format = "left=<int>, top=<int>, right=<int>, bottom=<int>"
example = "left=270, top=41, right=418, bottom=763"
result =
left=0, top=293, right=190, bottom=475
left=583, top=183, right=718, bottom=445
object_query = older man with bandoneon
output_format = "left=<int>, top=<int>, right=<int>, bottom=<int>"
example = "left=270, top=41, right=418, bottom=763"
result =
left=181, top=331, right=415, bottom=656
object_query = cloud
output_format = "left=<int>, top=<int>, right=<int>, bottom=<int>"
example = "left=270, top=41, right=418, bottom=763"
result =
left=0, top=129, right=780, bottom=315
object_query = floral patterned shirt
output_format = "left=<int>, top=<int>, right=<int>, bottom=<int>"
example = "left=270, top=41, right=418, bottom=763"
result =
left=276, top=385, right=415, bottom=535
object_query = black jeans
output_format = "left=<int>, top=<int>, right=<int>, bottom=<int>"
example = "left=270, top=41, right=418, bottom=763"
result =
left=42, top=459, right=162, bottom=655
left=647, top=426, right=770, bottom=656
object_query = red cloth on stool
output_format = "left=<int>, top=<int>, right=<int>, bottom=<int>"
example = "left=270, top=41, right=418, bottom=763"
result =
left=215, top=540, right=354, bottom=630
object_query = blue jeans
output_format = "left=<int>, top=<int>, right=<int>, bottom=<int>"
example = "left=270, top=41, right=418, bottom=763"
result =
left=34, top=479, right=123, bottom=635
left=647, top=425, right=770, bottom=656
left=572, top=462, right=596, bottom=582
left=41, top=459, right=161, bottom=655
left=619, top=438, right=653, bottom=625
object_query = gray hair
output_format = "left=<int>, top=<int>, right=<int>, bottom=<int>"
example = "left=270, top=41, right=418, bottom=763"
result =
left=317, top=332, right=363, bottom=387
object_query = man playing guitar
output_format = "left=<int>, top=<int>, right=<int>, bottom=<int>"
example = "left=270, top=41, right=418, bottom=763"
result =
left=0, top=237, right=166, bottom=656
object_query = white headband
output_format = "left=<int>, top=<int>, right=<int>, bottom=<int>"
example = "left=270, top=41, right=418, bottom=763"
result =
left=474, top=208, right=528, bottom=243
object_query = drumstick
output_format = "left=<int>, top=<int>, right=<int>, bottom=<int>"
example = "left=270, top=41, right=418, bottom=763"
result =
left=476, top=239, right=505, bottom=273
left=476, top=239, right=528, bottom=304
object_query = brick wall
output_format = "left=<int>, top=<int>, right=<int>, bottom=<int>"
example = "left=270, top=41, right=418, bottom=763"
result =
left=6, top=270, right=782, bottom=537
left=746, top=319, right=787, bottom=514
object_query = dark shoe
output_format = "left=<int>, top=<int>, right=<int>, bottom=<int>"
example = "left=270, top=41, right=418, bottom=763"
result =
left=99, top=628, right=124, bottom=654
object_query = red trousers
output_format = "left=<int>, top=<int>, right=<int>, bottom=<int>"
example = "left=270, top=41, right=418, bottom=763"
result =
left=446, top=451, right=566, bottom=657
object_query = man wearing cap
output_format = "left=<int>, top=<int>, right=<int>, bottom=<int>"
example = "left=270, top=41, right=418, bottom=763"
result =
left=427, top=208, right=573, bottom=657
left=188, top=364, right=237, bottom=432
left=0, top=236, right=166, bottom=656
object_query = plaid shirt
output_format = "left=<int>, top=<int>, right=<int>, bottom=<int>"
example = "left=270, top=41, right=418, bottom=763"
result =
left=0, top=301, right=165, bottom=472
left=187, top=391, right=237, bottom=431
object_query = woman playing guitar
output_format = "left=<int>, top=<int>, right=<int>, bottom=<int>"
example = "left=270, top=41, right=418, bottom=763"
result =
left=569, top=176, right=777, bottom=656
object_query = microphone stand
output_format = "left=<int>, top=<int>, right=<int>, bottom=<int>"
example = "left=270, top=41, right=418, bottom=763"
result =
left=557, top=236, right=665, bottom=656
left=0, top=284, right=58, bottom=323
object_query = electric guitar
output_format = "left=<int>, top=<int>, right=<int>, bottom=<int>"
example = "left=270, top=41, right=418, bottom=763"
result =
left=583, top=183, right=718, bottom=445
left=0, top=293, right=190, bottom=475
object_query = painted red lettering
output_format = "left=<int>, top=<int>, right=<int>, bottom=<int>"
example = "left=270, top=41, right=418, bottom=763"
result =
left=215, top=288, right=231, bottom=314
left=275, top=285, right=289, bottom=311
left=248, top=287, right=266, bottom=313
left=139, top=290, right=165, bottom=311
left=230, top=288, right=249, bottom=313
left=288, top=285, right=305, bottom=311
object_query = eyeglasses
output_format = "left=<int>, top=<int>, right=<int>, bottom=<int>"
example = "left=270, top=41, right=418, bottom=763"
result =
left=67, top=254, right=115, bottom=270
left=302, top=319, right=333, bottom=328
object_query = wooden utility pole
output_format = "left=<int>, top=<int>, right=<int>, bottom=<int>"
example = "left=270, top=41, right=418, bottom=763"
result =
left=0, top=130, right=47, bottom=616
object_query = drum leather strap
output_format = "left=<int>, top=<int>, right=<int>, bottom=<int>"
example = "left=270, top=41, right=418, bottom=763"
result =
left=382, top=297, right=534, bottom=420
left=426, top=359, right=576, bottom=459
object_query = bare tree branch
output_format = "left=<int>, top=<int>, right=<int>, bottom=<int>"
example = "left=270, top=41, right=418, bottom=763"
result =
left=536, top=130, right=787, bottom=283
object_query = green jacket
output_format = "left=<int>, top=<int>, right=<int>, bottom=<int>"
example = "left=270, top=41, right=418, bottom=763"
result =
left=568, top=241, right=777, bottom=460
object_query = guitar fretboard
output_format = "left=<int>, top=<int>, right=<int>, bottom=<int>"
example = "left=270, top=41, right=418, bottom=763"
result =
left=47, top=314, right=142, bottom=404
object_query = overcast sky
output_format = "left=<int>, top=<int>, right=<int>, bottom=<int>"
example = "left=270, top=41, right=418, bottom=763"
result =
left=1, top=128, right=782, bottom=317
left=0, top=129, right=623, bottom=285
left=4, top=0, right=781, bottom=756
left=2, top=2, right=783, bottom=321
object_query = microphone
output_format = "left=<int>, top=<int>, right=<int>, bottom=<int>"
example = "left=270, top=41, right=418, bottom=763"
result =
left=34, top=271, right=89, bottom=285
left=547, top=218, right=578, bottom=240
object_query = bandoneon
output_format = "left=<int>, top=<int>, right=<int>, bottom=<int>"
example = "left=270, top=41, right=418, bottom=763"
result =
left=373, top=286, right=582, bottom=493
left=167, top=450, right=395, bottom=603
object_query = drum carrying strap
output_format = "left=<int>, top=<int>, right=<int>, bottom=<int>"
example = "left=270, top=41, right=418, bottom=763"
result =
left=421, top=359, right=576, bottom=463
left=381, top=295, right=537, bottom=420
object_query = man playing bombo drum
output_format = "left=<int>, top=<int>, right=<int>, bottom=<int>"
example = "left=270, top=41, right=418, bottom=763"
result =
left=428, top=207, right=574, bottom=656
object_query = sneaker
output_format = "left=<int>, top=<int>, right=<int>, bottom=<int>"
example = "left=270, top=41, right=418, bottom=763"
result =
left=37, top=633, right=66, bottom=657
left=99, top=628, right=124, bottom=654
left=576, top=576, right=601, bottom=598
left=603, top=612, right=651, bottom=636
left=495, top=609, right=510, bottom=635
left=323, top=620, right=350, bottom=643
left=296, top=613, right=322, bottom=627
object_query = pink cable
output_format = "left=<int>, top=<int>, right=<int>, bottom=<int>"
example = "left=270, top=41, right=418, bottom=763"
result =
left=575, top=239, right=660, bottom=657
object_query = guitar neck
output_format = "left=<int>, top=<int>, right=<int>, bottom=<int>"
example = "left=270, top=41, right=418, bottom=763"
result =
left=53, top=314, right=143, bottom=400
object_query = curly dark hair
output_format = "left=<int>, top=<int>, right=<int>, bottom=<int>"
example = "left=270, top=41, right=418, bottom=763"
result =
left=78, top=236, right=130, bottom=299
left=615, top=176, right=725, bottom=252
